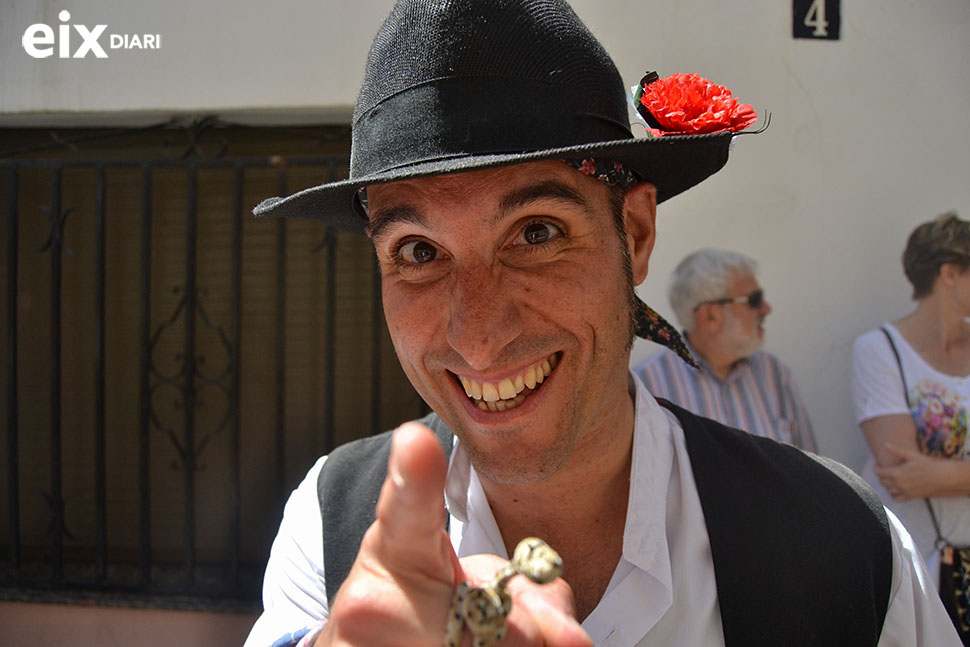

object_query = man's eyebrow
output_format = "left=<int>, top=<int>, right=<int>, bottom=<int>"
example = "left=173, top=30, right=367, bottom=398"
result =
left=497, top=181, right=591, bottom=221
left=367, top=179, right=591, bottom=240
left=366, top=205, right=426, bottom=242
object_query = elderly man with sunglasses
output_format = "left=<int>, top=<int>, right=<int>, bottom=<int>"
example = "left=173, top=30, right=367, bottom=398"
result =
left=635, top=248, right=816, bottom=450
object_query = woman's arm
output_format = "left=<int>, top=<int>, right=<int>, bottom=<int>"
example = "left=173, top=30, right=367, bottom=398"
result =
left=863, top=414, right=970, bottom=499
left=860, top=414, right=919, bottom=468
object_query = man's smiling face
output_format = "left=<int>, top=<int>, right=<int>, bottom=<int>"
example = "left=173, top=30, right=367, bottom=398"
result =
left=367, top=160, right=656, bottom=484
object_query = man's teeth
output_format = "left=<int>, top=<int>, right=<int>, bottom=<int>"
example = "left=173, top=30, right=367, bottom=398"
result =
left=458, top=354, right=559, bottom=412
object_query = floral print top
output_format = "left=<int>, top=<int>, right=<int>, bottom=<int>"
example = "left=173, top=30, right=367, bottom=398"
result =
left=853, top=324, right=970, bottom=459
left=852, top=323, right=970, bottom=563
left=911, top=379, right=969, bottom=459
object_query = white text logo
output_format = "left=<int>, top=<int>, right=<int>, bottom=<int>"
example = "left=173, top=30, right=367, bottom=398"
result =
left=22, top=10, right=161, bottom=59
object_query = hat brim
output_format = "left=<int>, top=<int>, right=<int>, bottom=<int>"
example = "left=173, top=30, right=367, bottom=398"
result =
left=253, top=131, right=734, bottom=234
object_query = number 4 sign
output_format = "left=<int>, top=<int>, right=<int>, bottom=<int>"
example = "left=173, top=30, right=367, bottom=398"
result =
left=793, top=0, right=841, bottom=40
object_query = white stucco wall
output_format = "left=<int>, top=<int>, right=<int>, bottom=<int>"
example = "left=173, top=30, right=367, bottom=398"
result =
left=3, top=0, right=969, bottom=472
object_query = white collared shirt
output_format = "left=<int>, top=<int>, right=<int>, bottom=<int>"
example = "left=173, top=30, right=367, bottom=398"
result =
left=245, top=374, right=959, bottom=647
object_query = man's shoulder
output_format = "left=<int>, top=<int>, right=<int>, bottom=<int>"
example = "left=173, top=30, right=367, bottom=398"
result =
left=663, top=402, right=893, bottom=644
left=319, top=412, right=451, bottom=479
left=634, top=347, right=686, bottom=374
left=668, top=402, right=882, bottom=516
left=747, top=348, right=788, bottom=371
left=330, top=428, right=396, bottom=454
left=324, top=427, right=396, bottom=463
left=665, top=402, right=890, bottom=572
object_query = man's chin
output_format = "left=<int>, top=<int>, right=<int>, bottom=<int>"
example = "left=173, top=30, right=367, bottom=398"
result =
left=461, top=441, right=569, bottom=485
left=446, top=405, right=578, bottom=485
left=736, top=336, right=764, bottom=359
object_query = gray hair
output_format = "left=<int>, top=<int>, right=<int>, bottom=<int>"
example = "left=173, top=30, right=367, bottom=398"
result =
left=668, top=248, right=758, bottom=331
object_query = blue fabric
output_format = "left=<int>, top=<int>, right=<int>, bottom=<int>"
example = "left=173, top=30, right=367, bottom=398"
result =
left=270, top=627, right=311, bottom=647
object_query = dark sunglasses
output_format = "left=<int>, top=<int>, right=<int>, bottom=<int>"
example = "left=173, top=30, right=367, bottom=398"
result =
left=693, top=289, right=764, bottom=312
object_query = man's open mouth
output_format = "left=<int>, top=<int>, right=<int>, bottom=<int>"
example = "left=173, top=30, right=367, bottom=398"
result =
left=454, top=353, right=560, bottom=413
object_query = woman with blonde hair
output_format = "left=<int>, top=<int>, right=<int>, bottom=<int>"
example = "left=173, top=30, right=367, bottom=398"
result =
left=853, top=211, right=970, bottom=643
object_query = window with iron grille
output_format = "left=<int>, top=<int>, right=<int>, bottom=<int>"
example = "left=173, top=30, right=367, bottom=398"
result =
left=0, top=122, right=427, bottom=610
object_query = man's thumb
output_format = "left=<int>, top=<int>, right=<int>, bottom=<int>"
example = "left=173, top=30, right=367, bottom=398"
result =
left=373, top=423, right=452, bottom=572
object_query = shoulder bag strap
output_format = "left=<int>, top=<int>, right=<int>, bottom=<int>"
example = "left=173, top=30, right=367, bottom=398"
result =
left=878, top=325, right=909, bottom=403
left=878, top=326, right=953, bottom=546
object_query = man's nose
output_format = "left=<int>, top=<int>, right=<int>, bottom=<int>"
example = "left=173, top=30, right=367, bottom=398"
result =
left=445, top=266, right=522, bottom=371
left=759, top=298, right=772, bottom=316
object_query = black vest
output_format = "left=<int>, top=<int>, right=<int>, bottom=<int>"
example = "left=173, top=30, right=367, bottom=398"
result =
left=316, top=403, right=892, bottom=646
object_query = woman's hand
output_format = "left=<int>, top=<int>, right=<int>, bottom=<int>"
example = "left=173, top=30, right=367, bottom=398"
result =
left=875, top=444, right=939, bottom=500
left=875, top=444, right=970, bottom=500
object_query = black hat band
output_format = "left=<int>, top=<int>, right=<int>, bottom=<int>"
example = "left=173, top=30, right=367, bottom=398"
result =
left=351, top=76, right=633, bottom=179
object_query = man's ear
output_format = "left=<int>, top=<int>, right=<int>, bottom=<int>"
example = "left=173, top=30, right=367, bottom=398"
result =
left=694, top=302, right=723, bottom=331
left=623, top=182, right=657, bottom=286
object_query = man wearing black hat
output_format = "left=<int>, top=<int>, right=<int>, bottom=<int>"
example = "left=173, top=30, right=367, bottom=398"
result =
left=245, top=1, right=955, bottom=646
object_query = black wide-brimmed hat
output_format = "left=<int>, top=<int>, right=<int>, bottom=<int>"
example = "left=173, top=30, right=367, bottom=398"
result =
left=254, top=0, right=736, bottom=233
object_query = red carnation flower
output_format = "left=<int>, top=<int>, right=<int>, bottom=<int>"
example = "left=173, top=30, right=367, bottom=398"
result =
left=638, top=73, right=757, bottom=136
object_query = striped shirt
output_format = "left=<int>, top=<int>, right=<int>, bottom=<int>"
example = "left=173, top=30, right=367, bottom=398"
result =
left=633, top=345, right=817, bottom=451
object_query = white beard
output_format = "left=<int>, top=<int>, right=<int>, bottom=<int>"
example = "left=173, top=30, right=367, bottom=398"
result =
left=717, top=309, right=764, bottom=360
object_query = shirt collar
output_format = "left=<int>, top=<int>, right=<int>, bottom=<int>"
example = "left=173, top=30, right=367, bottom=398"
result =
left=446, top=442, right=509, bottom=557
left=624, top=373, right=674, bottom=589
left=443, top=435, right=469, bottom=523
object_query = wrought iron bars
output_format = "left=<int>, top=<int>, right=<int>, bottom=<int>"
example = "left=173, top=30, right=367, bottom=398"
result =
left=1, top=154, right=416, bottom=603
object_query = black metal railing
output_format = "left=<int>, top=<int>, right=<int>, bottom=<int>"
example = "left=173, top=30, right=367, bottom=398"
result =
left=1, top=150, right=427, bottom=609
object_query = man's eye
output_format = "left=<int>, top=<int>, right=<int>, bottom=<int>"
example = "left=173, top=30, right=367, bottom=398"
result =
left=520, top=222, right=559, bottom=245
left=398, top=239, right=438, bottom=264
